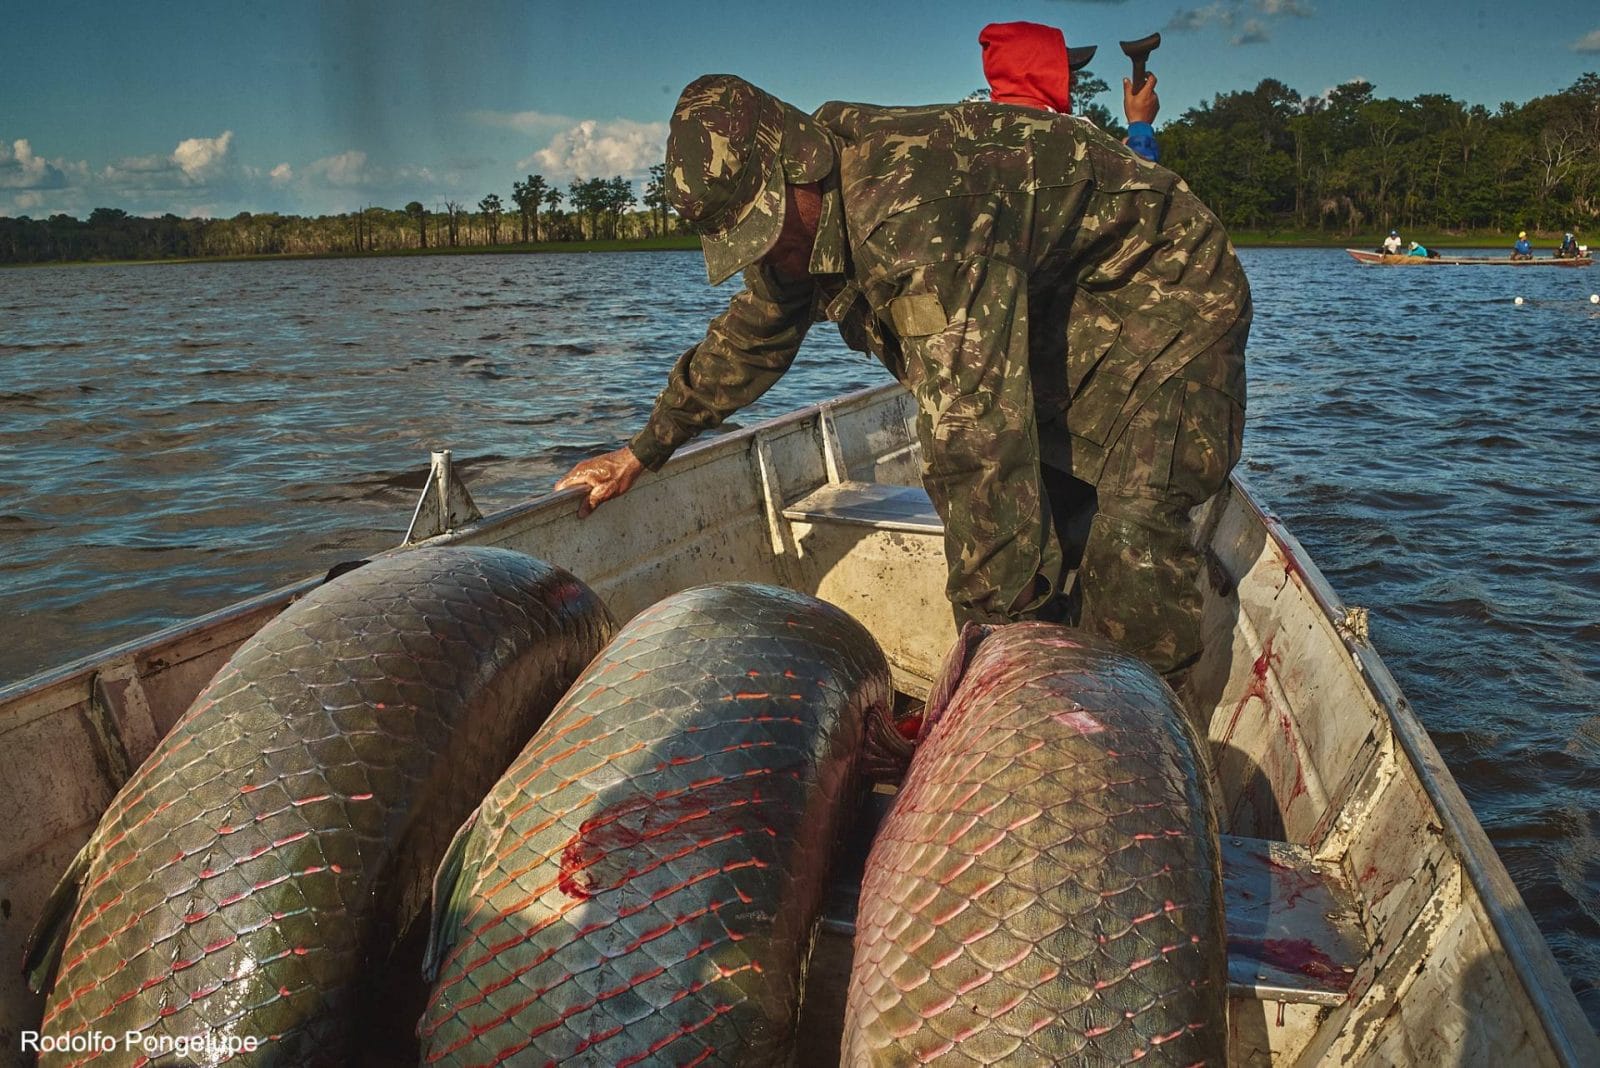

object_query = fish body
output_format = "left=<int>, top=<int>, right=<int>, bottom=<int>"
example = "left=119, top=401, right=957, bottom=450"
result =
left=420, top=582, right=892, bottom=1067
left=27, top=546, right=615, bottom=1066
left=844, top=622, right=1226, bottom=1066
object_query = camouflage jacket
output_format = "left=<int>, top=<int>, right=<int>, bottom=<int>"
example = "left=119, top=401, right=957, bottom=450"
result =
left=630, top=100, right=1248, bottom=486
left=631, top=102, right=1253, bottom=621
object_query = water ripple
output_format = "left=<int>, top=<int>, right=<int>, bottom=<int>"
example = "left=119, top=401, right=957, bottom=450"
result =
left=2, top=246, right=1597, bottom=1023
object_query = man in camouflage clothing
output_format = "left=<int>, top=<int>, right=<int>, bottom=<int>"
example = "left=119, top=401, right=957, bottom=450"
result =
left=556, top=74, right=1249, bottom=683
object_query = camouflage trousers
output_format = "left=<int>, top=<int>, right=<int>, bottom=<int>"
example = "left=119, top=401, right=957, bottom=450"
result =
left=1046, top=349, right=1245, bottom=678
left=923, top=325, right=1246, bottom=680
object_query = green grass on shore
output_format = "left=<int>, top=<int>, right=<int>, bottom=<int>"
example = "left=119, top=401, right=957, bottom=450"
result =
left=382, top=235, right=704, bottom=257
left=8, top=229, right=1581, bottom=269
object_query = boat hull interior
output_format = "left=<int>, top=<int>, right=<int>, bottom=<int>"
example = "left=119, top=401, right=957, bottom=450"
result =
left=1, top=383, right=1592, bottom=1066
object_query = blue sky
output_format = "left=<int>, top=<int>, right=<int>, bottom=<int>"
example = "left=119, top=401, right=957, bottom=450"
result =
left=3, top=0, right=1598, bottom=220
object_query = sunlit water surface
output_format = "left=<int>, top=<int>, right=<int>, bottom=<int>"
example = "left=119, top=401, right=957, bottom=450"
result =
left=2, top=248, right=1597, bottom=1024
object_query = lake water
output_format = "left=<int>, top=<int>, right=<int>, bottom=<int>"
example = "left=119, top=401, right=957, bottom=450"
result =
left=2, top=247, right=1597, bottom=1025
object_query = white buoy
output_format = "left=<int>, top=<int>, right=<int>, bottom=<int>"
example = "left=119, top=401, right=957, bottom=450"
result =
left=1591, top=294, right=1599, bottom=304
left=1513, top=296, right=1524, bottom=305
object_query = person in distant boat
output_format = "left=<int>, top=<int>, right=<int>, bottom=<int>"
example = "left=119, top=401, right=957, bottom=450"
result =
left=556, top=74, right=1249, bottom=695
left=1555, top=232, right=1580, bottom=259
left=977, top=21, right=1161, bottom=163
left=1383, top=230, right=1404, bottom=255
left=1406, top=241, right=1429, bottom=258
left=1512, top=231, right=1533, bottom=260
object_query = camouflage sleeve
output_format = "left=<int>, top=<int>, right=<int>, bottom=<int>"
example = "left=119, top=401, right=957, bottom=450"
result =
left=628, top=265, right=815, bottom=470
left=889, top=258, right=1062, bottom=624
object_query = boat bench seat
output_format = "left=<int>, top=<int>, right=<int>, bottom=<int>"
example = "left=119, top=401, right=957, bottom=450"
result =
left=817, top=792, right=1368, bottom=1009
left=782, top=480, right=944, bottom=535
left=1221, top=834, right=1367, bottom=1006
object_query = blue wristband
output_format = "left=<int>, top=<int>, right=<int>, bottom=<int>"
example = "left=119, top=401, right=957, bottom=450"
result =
left=1126, top=121, right=1160, bottom=162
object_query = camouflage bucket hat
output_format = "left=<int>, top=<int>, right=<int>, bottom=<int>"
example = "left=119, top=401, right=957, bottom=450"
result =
left=666, top=74, right=834, bottom=285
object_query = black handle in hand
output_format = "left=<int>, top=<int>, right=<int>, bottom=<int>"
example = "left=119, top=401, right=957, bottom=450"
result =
left=1120, top=32, right=1162, bottom=94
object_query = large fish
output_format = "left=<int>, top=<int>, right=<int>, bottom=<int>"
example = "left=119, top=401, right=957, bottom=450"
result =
left=419, top=582, right=892, bottom=1067
left=844, top=623, right=1226, bottom=1066
left=25, top=546, right=615, bottom=1066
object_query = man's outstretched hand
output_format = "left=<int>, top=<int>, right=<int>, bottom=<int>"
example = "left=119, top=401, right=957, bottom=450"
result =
left=554, top=446, right=645, bottom=518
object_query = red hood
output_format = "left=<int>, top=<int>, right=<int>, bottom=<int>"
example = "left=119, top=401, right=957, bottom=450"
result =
left=979, top=21, right=1072, bottom=114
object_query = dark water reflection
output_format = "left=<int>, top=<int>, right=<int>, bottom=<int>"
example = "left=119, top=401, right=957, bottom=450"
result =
left=2, top=247, right=1597, bottom=1025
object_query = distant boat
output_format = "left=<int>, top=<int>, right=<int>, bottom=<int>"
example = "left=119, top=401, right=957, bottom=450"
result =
left=1346, top=248, right=1592, bottom=267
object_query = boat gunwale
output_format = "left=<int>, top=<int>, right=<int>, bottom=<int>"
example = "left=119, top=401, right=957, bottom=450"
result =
left=0, top=578, right=320, bottom=728
left=1231, top=473, right=1600, bottom=1066
left=418, top=382, right=901, bottom=552
left=0, top=384, right=898, bottom=722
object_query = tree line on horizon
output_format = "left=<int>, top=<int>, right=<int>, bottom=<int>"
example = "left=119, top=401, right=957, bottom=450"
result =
left=1, top=73, right=1596, bottom=266
left=1163, top=72, right=1599, bottom=236
left=0, top=167, right=679, bottom=264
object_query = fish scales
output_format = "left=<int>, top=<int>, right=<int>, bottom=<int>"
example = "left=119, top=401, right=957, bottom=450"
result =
left=420, top=582, right=892, bottom=1067
left=844, top=623, right=1226, bottom=1066
left=26, top=546, right=615, bottom=1066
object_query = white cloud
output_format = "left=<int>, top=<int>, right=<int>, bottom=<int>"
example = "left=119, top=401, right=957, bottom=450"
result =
left=522, top=119, right=668, bottom=181
left=306, top=149, right=369, bottom=187
left=1233, top=18, right=1271, bottom=45
left=172, top=131, right=233, bottom=179
left=100, top=154, right=173, bottom=187
left=2, top=132, right=292, bottom=217
left=1310, top=77, right=1372, bottom=103
left=1573, top=29, right=1600, bottom=54
left=467, top=108, right=576, bottom=133
left=277, top=154, right=460, bottom=211
left=0, top=138, right=69, bottom=189
left=1170, top=0, right=1310, bottom=33
left=1168, top=3, right=1237, bottom=31
left=99, top=131, right=235, bottom=189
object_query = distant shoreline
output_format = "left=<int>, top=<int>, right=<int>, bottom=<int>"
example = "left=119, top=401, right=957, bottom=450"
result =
left=0, top=235, right=703, bottom=269
left=1, top=230, right=1577, bottom=269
